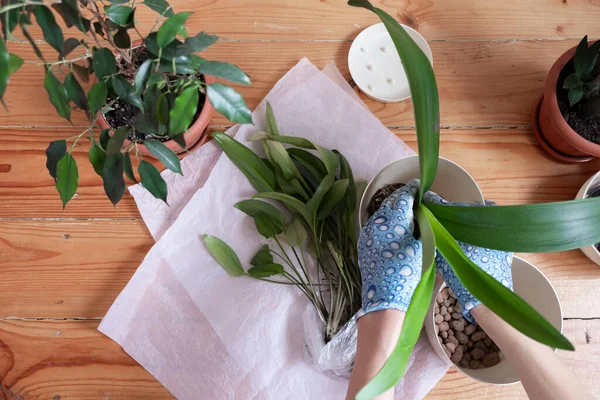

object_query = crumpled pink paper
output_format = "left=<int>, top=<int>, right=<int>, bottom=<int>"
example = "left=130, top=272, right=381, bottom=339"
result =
left=99, top=58, right=450, bottom=399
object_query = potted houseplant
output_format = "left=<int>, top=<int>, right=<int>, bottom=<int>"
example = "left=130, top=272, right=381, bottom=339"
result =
left=349, top=1, right=600, bottom=399
left=0, top=0, right=251, bottom=207
left=534, top=35, right=600, bottom=161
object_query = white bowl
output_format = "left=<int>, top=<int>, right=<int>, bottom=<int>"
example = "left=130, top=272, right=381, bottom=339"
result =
left=424, top=256, right=563, bottom=384
left=358, top=155, right=484, bottom=228
left=575, top=171, right=600, bottom=265
left=348, top=23, right=433, bottom=103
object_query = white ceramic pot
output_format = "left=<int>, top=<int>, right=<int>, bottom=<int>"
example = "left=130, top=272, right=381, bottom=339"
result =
left=424, top=256, right=563, bottom=385
left=358, top=155, right=484, bottom=228
left=575, top=171, right=600, bottom=265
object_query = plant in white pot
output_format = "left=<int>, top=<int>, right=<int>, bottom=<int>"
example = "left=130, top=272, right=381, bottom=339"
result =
left=0, top=0, right=251, bottom=206
left=349, top=0, right=600, bottom=398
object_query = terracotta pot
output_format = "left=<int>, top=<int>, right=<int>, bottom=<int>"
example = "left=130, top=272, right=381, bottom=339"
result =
left=533, top=43, right=600, bottom=162
left=96, top=40, right=214, bottom=157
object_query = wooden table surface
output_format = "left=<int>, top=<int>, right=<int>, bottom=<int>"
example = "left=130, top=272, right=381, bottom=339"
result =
left=2, top=0, right=600, bottom=398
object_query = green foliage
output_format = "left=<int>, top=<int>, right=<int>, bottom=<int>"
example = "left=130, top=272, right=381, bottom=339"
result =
left=102, top=153, right=126, bottom=206
left=65, top=72, right=88, bottom=111
left=45, top=140, right=67, bottom=180
left=203, top=235, right=244, bottom=277
left=122, top=152, right=137, bottom=182
left=157, top=12, right=191, bottom=47
left=169, top=86, right=199, bottom=135
left=235, top=199, right=285, bottom=239
left=139, top=160, right=168, bottom=203
left=44, top=70, right=71, bottom=122
left=88, top=142, right=106, bottom=177
left=93, top=48, right=117, bottom=80
left=0, top=37, right=9, bottom=100
left=144, top=139, right=182, bottom=174
left=33, top=6, right=64, bottom=55
left=105, top=4, right=134, bottom=26
left=88, top=81, right=108, bottom=116
left=207, top=83, right=253, bottom=124
left=55, top=153, right=79, bottom=208
left=564, top=35, right=600, bottom=115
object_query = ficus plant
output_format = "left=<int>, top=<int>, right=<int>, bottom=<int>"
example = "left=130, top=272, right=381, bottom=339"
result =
left=0, top=0, right=251, bottom=207
left=563, top=35, right=600, bottom=116
left=205, top=102, right=364, bottom=341
left=349, top=1, right=600, bottom=399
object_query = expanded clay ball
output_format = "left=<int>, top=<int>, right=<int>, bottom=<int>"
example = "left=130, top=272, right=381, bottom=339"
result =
left=434, top=287, right=502, bottom=369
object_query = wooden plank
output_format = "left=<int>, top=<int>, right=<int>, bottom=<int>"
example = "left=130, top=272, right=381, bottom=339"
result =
left=0, top=319, right=174, bottom=399
left=0, top=220, right=153, bottom=319
left=0, top=319, right=597, bottom=399
left=1, top=39, right=579, bottom=128
left=428, top=318, right=600, bottom=399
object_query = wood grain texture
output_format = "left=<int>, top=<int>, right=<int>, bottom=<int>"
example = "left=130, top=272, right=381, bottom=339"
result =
left=0, top=39, right=580, bottom=128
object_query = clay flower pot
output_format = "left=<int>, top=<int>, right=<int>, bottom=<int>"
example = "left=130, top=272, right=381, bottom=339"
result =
left=96, top=40, right=214, bottom=158
left=533, top=43, right=600, bottom=162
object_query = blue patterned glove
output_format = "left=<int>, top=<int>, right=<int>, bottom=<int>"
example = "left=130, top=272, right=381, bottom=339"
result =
left=424, top=193, right=513, bottom=323
left=357, top=179, right=423, bottom=316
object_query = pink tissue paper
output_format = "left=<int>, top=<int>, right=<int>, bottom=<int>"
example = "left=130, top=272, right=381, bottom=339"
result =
left=99, top=58, right=450, bottom=399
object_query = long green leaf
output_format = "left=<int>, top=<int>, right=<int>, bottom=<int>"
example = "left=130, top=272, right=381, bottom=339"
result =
left=317, top=178, right=349, bottom=220
left=203, top=234, right=244, bottom=277
left=123, top=152, right=137, bottom=182
left=288, top=148, right=327, bottom=183
left=144, top=139, right=182, bottom=174
left=45, top=140, right=67, bottom=180
left=88, top=142, right=106, bottom=177
left=251, top=245, right=273, bottom=266
left=248, top=263, right=284, bottom=278
left=55, top=153, right=79, bottom=208
left=102, top=153, right=125, bottom=205
left=105, top=4, right=134, bottom=25
left=111, top=75, right=144, bottom=112
left=88, top=81, right=107, bottom=116
left=142, top=0, right=174, bottom=17
left=426, top=199, right=600, bottom=252
left=93, top=48, right=116, bottom=80
left=348, top=0, right=439, bottom=200
left=106, top=126, right=130, bottom=156
left=139, top=160, right=168, bottom=203
left=263, top=140, right=299, bottom=180
left=44, top=70, right=71, bottom=122
left=254, top=192, right=311, bottom=223
left=135, top=59, right=153, bottom=95
left=197, top=60, right=250, bottom=85
left=33, top=6, right=64, bottom=55
left=306, top=172, right=335, bottom=219
left=157, top=11, right=191, bottom=47
left=212, top=132, right=276, bottom=192
left=422, top=206, right=573, bottom=350
left=65, top=72, right=88, bottom=110
left=265, top=101, right=280, bottom=136
left=235, top=199, right=285, bottom=239
left=284, top=217, right=307, bottom=247
left=169, top=86, right=199, bottom=135
left=207, top=83, right=252, bottom=124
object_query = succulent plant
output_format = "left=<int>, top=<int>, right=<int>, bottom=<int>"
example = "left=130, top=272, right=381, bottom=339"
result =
left=563, top=35, right=600, bottom=116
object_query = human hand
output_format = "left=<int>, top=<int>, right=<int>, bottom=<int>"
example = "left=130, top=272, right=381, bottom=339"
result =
left=424, top=193, right=513, bottom=323
left=357, top=179, right=423, bottom=316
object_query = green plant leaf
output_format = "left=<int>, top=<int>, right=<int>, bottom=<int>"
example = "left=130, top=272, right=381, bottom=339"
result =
left=7, top=53, right=23, bottom=75
left=143, top=0, right=174, bottom=17
left=207, top=83, right=252, bottom=124
left=105, top=4, right=134, bottom=25
left=169, top=86, right=199, bottom=135
left=251, top=245, right=273, bottom=266
left=111, top=75, right=144, bottom=111
left=275, top=170, right=309, bottom=201
left=44, top=70, right=71, bottom=122
left=1, top=7, right=19, bottom=38
left=563, top=73, right=582, bottom=90
left=55, top=153, right=78, bottom=208
left=155, top=55, right=197, bottom=74
left=156, top=93, right=169, bottom=125
left=203, top=234, right=244, bottom=277
left=426, top=198, right=600, bottom=252
left=573, top=35, right=598, bottom=78
left=235, top=199, right=285, bottom=238
left=0, top=38, right=9, bottom=99
left=45, top=140, right=67, bottom=180
left=184, top=31, right=218, bottom=53
left=113, top=28, right=131, bottom=48
left=284, top=217, right=307, bottom=247
left=336, top=150, right=357, bottom=214
left=33, top=6, right=64, bottom=55
left=139, top=160, right=168, bottom=203
left=317, top=178, right=349, bottom=220
left=423, top=206, right=573, bottom=350
left=88, top=142, right=106, bottom=177
left=99, top=129, right=111, bottom=151
left=197, top=60, right=250, bottom=85
left=288, top=148, right=327, bottom=184
left=102, top=153, right=125, bottom=205
left=255, top=192, right=311, bottom=224
left=123, top=152, right=137, bottom=182
left=88, top=81, right=107, bottom=116
left=569, top=86, right=584, bottom=106
left=248, top=263, right=284, bottom=278
left=52, top=0, right=88, bottom=33
left=349, top=0, right=439, bottom=201
left=93, top=48, right=116, bottom=80
left=212, top=132, right=276, bottom=192
left=265, top=101, right=280, bottom=136
left=144, top=139, right=182, bottom=174
left=307, top=172, right=335, bottom=219
left=263, top=140, right=300, bottom=180
left=106, top=126, right=130, bottom=156
left=64, top=72, right=88, bottom=110
left=135, top=59, right=153, bottom=95
left=157, top=11, right=191, bottom=48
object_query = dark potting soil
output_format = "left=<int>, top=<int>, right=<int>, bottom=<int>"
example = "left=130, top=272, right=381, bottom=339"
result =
left=587, top=186, right=600, bottom=251
left=557, top=61, right=600, bottom=145
left=103, top=46, right=206, bottom=143
left=367, top=182, right=422, bottom=238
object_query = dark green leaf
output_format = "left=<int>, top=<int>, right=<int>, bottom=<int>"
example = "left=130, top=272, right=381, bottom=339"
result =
left=317, top=178, right=349, bottom=220
left=135, top=59, right=153, bottom=95
left=251, top=245, right=273, bottom=266
left=106, top=126, right=130, bottom=156
left=203, top=234, right=244, bottom=277
left=113, top=28, right=131, bottom=48
left=138, top=160, right=167, bottom=203
left=52, top=0, right=88, bottom=33
left=288, top=148, right=327, bottom=184
left=44, top=70, right=71, bottom=122
left=33, top=6, right=64, bottom=55
left=426, top=198, right=600, bottom=252
left=197, top=60, right=250, bottom=85
left=105, top=4, right=134, bottom=25
left=88, top=81, right=107, bottom=115
left=350, top=0, right=439, bottom=201
left=248, top=263, right=284, bottom=278
left=184, top=31, right=218, bottom=53
left=45, top=140, right=67, bottom=180
left=1, top=7, right=19, bottom=38
left=156, top=56, right=196, bottom=74
left=111, top=75, right=144, bottom=111
left=169, top=86, right=199, bottom=135
left=207, top=83, right=252, bottom=124
left=569, top=86, right=583, bottom=106
left=144, top=139, right=182, bottom=174
left=423, top=206, right=573, bottom=350
left=254, top=192, right=311, bottom=224
left=156, top=93, right=169, bottom=125
left=563, top=72, right=582, bottom=89
left=235, top=199, right=285, bottom=238
left=157, top=11, right=192, bottom=48
left=64, top=72, right=88, bottom=110
left=284, top=217, right=307, bottom=247
left=62, top=38, right=81, bottom=58
left=336, top=150, right=357, bottom=212
left=93, top=21, right=104, bottom=37
left=20, top=17, right=45, bottom=62
left=7, top=53, right=22, bottom=75
left=212, top=132, right=276, bottom=192
left=99, top=129, right=111, bottom=151
left=275, top=171, right=309, bottom=201
left=102, top=153, right=125, bottom=205
left=574, top=35, right=592, bottom=77
left=55, top=153, right=78, bottom=208
left=88, top=142, right=106, bottom=177
left=143, top=0, right=174, bottom=17
left=306, top=172, right=335, bottom=219
left=0, top=38, right=8, bottom=99
left=123, top=152, right=137, bottom=182
left=265, top=101, right=280, bottom=136
left=263, top=140, right=300, bottom=180
left=93, top=48, right=117, bottom=80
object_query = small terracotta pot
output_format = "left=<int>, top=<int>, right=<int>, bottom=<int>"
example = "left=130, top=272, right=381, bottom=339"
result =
left=534, top=43, right=600, bottom=162
left=96, top=40, right=214, bottom=157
